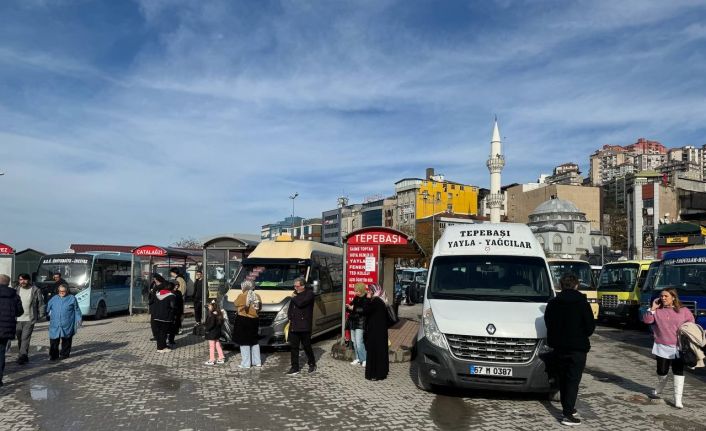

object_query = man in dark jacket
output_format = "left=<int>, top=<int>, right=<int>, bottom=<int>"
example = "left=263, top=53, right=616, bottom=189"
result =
left=286, top=277, right=316, bottom=375
left=15, top=273, right=45, bottom=365
left=193, top=270, right=204, bottom=325
left=544, top=273, right=595, bottom=427
left=0, top=274, right=24, bottom=386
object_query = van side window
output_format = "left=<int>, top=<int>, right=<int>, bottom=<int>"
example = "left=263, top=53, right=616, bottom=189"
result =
left=92, top=261, right=105, bottom=290
left=329, top=255, right=343, bottom=292
left=312, top=253, right=333, bottom=293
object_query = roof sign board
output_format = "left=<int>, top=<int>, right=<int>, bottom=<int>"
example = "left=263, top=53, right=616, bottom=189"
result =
left=132, top=245, right=168, bottom=257
left=0, top=243, right=14, bottom=255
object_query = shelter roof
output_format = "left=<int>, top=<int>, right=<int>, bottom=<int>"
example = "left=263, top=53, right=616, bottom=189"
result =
left=344, top=227, right=425, bottom=259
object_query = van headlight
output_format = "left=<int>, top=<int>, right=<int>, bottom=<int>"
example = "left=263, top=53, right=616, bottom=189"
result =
left=273, top=301, right=290, bottom=326
left=422, top=308, right=448, bottom=350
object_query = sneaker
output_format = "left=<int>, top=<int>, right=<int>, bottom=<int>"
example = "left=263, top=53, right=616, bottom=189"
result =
left=350, top=359, right=360, bottom=365
left=216, top=359, right=225, bottom=364
left=561, top=415, right=581, bottom=426
left=238, top=365, right=250, bottom=369
left=285, top=368, right=300, bottom=376
left=253, top=364, right=262, bottom=368
left=308, top=365, right=316, bottom=374
left=361, top=361, right=366, bottom=367
left=204, top=360, right=215, bottom=366
left=156, top=349, right=169, bottom=353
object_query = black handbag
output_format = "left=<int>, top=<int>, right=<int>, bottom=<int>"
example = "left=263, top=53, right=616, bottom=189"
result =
left=386, top=304, right=398, bottom=328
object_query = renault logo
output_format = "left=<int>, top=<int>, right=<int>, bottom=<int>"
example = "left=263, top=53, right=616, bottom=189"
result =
left=486, top=324, right=496, bottom=335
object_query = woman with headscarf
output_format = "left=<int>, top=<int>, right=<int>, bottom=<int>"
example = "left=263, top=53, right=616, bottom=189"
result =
left=233, top=280, right=262, bottom=368
left=362, top=284, right=389, bottom=381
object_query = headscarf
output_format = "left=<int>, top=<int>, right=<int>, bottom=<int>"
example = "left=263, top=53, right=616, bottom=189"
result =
left=241, top=280, right=259, bottom=308
left=369, top=283, right=388, bottom=305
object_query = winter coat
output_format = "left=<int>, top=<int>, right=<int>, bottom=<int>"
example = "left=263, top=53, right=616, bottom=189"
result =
left=544, top=289, right=595, bottom=352
left=151, top=290, right=176, bottom=323
left=47, top=294, right=82, bottom=339
left=233, top=292, right=261, bottom=346
left=0, top=284, right=23, bottom=340
left=173, top=290, right=184, bottom=317
left=678, top=322, right=705, bottom=368
left=348, top=295, right=369, bottom=330
left=287, top=288, right=315, bottom=333
left=204, top=310, right=223, bottom=341
left=174, top=276, right=187, bottom=297
left=16, top=285, right=45, bottom=323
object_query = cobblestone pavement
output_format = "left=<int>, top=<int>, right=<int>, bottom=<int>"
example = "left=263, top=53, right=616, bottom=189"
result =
left=0, top=308, right=705, bottom=431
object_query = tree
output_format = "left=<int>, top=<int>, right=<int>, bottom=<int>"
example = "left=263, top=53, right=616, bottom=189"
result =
left=171, top=236, right=202, bottom=249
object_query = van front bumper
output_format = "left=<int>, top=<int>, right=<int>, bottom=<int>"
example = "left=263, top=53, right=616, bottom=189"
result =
left=598, top=303, right=639, bottom=323
left=415, top=337, right=553, bottom=393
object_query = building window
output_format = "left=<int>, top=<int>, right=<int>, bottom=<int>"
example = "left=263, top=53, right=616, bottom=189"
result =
left=567, top=237, right=572, bottom=245
left=553, top=235, right=562, bottom=252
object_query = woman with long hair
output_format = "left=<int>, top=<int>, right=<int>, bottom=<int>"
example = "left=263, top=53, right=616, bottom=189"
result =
left=643, top=288, right=694, bottom=408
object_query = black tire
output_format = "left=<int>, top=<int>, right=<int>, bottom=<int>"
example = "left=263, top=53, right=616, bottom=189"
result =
left=415, top=365, right=434, bottom=392
left=95, top=301, right=107, bottom=320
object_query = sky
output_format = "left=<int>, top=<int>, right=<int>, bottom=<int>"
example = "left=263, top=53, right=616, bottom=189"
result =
left=1, top=0, right=706, bottom=253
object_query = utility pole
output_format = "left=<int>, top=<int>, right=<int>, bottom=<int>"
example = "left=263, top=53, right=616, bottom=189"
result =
left=289, top=192, right=299, bottom=237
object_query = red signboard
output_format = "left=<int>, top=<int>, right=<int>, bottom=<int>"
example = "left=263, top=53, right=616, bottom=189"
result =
left=345, top=244, right=379, bottom=304
left=0, top=243, right=14, bottom=255
left=132, top=245, right=167, bottom=257
left=347, top=230, right=408, bottom=246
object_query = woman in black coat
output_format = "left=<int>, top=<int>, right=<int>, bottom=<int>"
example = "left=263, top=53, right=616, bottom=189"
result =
left=362, top=284, right=389, bottom=381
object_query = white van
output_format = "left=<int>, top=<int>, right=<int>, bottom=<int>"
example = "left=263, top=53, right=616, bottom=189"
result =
left=415, top=223, right=556, bottom=394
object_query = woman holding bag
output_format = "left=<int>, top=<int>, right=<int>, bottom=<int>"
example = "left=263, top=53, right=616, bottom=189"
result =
left=643, top=288, right=694, bottom=408
left=233, top=280, right=262, bottom=369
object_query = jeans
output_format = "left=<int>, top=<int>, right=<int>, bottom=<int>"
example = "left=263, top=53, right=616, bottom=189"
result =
left=16, top=321, right=35, bottom=358
left=0, top=339, right=7, bottom=383
left=240, top=344, right=261, bottom=367
left=289, top=331, right=315, bottom=370
left=351, top=328, right=366, bottom=362
left=555, top=350, right=587, bottom=417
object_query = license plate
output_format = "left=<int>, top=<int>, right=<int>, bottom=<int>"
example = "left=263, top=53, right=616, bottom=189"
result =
left=469, top=365, right=513, bottom=377
left=604, top=311, right=615, bottom=316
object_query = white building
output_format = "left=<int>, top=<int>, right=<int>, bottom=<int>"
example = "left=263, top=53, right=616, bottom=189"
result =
left=528, top=198, right=610, bottom=259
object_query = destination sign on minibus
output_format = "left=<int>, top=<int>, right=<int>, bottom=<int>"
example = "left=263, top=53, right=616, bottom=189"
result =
left=447, top=229, right=532, bottom=250
left=40, top=257, right=89, bottom=265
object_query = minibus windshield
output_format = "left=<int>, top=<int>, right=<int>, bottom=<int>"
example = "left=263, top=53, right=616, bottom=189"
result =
left=597, top=263, right=640, bottom=292
left=428, top=255, right=552, bottom=302
left=234, top=264, right=307, bottom=290
left=35, top=261, right=90, bottom=292
left=548, top=262, right=594, bottom=291
left=654, top=260, right=706, bottom=294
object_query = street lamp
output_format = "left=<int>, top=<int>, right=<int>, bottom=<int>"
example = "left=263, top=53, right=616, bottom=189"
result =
left=289, top=192, right=299, bottom=238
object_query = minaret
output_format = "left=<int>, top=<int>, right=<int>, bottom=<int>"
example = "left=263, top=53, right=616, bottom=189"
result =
left=486, top=118, right=505, bottom=223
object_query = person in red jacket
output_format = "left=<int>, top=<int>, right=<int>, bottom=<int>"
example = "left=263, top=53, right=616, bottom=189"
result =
left=643, top=288, right=694, bottom=408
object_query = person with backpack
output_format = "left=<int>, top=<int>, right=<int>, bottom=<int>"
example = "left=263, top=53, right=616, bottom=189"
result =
left=151, top=280, right=176, bottom=353
left=643, top=288, right=694, bottom=408
left=361, top=284, right=390, bottom=381
left=203, top=300, right=225, bottom=365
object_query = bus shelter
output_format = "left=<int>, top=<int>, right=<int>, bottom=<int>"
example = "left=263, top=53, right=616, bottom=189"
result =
left=0, top=243, right=15, bottom=281
left=129, top=245, right=201, bottom=314
left=201, top=235, right=259, bottom=304
left=341, top=227, right=425, bottom=337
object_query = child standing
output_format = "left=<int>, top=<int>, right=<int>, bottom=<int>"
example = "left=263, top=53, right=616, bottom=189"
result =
left=204, top=300, right=225, bottom=365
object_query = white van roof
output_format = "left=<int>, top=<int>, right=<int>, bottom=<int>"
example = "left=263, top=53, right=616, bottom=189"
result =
left=434, top=223, right=545, bottom=258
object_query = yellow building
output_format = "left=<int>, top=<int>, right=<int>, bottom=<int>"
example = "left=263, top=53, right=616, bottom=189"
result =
left=395, top=168, right=478, bottom=233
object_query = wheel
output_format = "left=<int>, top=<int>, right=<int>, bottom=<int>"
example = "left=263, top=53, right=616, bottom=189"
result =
left=415, top=365, right=434, bottom=392
left=94, top=301, right=107, bottom=320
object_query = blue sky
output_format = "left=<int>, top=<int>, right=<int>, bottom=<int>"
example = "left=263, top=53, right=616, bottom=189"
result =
left=1, top=0, right=706, bottom=252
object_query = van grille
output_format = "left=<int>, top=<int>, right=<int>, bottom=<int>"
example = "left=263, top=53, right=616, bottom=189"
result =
left=601, top=294, right=618, bottom=309
left=445, top=334, right=538, bottom=364
left=227, top=310, right=278, bottom=327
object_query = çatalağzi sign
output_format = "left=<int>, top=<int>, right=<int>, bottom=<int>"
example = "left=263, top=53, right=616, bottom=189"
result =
left=347, top=232, right=408, bottom=245
left=133, top=245, right=168, bottom=256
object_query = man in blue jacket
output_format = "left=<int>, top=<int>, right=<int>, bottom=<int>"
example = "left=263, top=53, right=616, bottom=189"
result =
left=0, top=274, right=23, bottom=387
